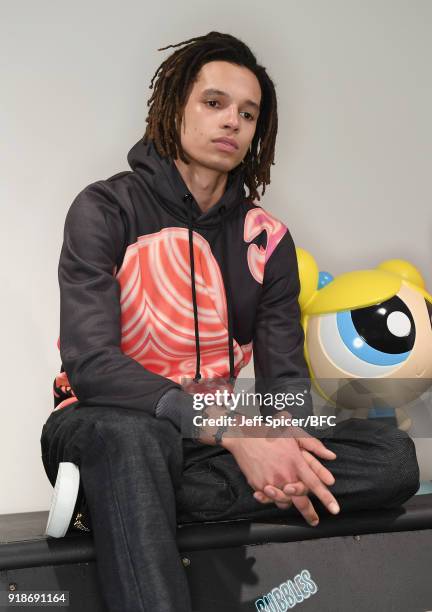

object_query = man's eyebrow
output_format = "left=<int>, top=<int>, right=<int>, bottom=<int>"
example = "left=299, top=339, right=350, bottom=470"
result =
left=201, top=88, right=260, bottom=111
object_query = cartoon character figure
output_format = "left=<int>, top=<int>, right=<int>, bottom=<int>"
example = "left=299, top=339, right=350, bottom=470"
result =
left=296, top=249, right=432, bottom=430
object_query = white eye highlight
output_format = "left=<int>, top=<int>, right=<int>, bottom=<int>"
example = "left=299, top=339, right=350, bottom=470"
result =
left=387, top=311, right=411, bottom=338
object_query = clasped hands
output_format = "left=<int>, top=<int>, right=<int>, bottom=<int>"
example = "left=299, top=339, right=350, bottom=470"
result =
left=252, top=435, right=339, bottom=527
left=221, top=409, right=340, bottom=527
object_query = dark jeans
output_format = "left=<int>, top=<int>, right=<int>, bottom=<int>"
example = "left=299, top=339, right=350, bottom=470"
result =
left=40, top=402, right=420, bottom=612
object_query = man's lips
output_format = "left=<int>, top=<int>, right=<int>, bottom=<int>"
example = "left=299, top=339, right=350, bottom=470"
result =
left=212, top=138, right=239, bottom=151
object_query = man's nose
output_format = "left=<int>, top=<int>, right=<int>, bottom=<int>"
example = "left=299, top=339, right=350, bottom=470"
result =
left=222, top=105, right=240, bottom=130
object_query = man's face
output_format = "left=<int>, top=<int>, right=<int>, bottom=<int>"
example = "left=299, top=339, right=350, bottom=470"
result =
left=176, top=60, right=262, bottom=173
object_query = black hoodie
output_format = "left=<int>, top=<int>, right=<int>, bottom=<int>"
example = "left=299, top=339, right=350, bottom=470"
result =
left=52, top=137, right=311, bottom=418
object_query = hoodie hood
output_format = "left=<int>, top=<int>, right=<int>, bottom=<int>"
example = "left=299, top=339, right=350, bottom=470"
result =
left=127, top=137, right=247, bottom=385
left=127, top=137, right=247, bottom=227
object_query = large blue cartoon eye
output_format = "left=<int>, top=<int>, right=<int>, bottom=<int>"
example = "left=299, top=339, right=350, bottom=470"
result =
left=319, top=296, right=415, bottom=377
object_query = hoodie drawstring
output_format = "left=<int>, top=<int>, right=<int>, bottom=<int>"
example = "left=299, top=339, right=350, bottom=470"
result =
left=219, top=205, right=235, bottom=385
left=184, top=194, right=235, bottom=385
left=185, top=195, right=201, bottom=383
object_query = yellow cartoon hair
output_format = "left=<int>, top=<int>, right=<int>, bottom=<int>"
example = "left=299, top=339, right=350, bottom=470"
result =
left=296, top=249, right=432, bottom=317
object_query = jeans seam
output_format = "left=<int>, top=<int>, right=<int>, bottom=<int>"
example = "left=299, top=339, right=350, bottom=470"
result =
left=92, top=423, right=146, bottom=612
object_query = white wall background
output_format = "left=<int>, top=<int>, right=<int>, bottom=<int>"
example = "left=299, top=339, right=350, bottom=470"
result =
left=1, top=0, right=430, bottom=514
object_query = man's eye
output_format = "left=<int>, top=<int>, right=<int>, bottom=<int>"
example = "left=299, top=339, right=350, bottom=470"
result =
left=206, top=101, right=254, bottom=121
left=241, top=112, right=255, bottom=121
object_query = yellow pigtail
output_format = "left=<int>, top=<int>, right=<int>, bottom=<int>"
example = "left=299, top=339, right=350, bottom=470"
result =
left=295, top=247, right=319, bottom=311
left=378, top=259, right=426, bottom=290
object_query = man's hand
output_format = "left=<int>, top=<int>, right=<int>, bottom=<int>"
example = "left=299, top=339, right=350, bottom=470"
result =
left=222, top=414, right=340, bottom=527
left=254, top=435, right=337, bottom=505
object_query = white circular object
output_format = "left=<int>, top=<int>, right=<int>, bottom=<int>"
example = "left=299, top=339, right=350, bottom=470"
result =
left=45, top=462, right=80, bottom=538
left=387, top=311, right=411, bottom=338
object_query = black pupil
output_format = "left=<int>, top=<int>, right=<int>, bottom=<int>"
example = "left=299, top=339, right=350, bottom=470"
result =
left=351, top=295, right=415, bottom=354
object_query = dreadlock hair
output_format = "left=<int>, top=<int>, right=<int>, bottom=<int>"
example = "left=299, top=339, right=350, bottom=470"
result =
left=143, top=31, right=278, bottom=202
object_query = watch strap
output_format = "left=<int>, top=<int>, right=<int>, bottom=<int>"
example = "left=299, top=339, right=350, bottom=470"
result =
left=213, top=423, right=230, bottom=445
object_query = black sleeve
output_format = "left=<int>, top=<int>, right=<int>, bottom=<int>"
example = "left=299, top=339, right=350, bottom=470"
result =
left=58, top=181, right=181, bottom=414
left=252, top=230, right=313, bottom=418
left=154, top=388, right=198, bottom=433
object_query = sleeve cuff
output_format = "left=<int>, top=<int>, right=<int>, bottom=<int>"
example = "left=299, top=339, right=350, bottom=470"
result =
left=154, top=388, right=196, bottom=432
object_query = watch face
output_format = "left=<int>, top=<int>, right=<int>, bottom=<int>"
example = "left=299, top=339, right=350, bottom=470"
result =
left=214, top=424, right=229, bottom=444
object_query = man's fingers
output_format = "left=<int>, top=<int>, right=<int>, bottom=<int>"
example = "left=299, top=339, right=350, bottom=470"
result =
left=255, top=481, right=307, bottom=507
left=253, top=491, right=273, bottom=504
left=262, top=484, right=292, bottom=503
left=254, top=489, right=293, bottom=510
left=297, top=462, right=340, bottom=516
left=275, top=501, right=292, bottom=510
left=254, top=490, right=294, bottom=511
left=283, top=481, right=308, bottom=497
left=301, top=449, right=335, bottom=486
left=291, top=495, right=319, bottom=526
left=298, top=436, right=337, bottom=460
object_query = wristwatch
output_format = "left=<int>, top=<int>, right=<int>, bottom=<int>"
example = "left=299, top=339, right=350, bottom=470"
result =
left=213, top=423, right=230, bottom=445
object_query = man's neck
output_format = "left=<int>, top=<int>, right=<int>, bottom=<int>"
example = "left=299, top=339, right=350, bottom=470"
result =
left=174, top=157, right=228, bottom=213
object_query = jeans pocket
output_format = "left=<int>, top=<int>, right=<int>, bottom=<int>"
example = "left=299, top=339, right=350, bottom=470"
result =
left=177, top=460, right=236, bottom=522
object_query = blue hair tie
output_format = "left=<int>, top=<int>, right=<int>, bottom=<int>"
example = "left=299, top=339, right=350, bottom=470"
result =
left=318, top=271, right=334, bottom=290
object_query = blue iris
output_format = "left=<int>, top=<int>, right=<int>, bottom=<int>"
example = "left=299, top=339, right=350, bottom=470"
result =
left=336, top=310, right=411, bottom=366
